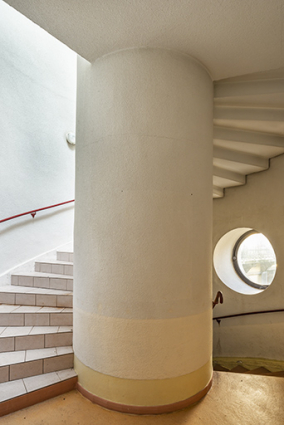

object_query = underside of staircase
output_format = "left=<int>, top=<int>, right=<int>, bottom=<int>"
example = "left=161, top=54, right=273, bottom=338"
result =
left=0, top=250, right=77, bottom=417
left=213, top=68, right=284, bottom=198
left=213, top=362, right=284, bottom=377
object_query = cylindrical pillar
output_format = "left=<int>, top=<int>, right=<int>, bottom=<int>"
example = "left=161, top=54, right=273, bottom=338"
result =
left=74, top=48, right=213, bottom=414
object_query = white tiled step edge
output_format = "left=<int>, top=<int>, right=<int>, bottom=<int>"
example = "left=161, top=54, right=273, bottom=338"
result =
left=0, top=346, right=74, bottom=383
left=35, top=260, right=73, bottom=276
left=0, top=285, right=72, bottom=308
left=11, top=272, right=73, bottom=291
left=0, top=305, right=73, bottom=327
left=0, top=325, right=72, bottom=353
left=57, top=251, right=73, bottom=263
left=0, top=368, right=77, bottom=403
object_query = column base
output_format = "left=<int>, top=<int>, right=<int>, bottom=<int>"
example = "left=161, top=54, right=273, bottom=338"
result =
left=74, top=356, right=213, bottom=415
left=76, top=378, right=213, bottom=415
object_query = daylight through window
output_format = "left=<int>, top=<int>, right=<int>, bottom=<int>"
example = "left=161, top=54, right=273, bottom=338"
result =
left=233, top=231, right=277, bottom=290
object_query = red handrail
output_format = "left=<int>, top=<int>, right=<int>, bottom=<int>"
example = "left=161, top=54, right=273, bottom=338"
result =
left=0, top=200, right=75, bottom=223
left=213, top=309, right=284, bottom=323
left=212, top=291, right=223, bottom=309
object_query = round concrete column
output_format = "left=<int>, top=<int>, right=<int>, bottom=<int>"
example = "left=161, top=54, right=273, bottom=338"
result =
left=74, top=48, right=213, bottom=414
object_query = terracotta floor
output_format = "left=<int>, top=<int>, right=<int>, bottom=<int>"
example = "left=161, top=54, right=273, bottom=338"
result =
left=2, top=372, right=284, bottom=425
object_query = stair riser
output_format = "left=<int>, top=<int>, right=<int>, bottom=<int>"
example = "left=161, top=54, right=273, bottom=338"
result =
left=0, top=313, right=72, bottom=327
left=0, top=293, right=72, bottom=308
left=0, top=333, right=73, bottom=353
left=35, top=262, right=73, bottom=276
left=11, top=276, right=73, bottom=291
left=0, top=353, right=74, bottom=383
left=0, top=375, right=77, bottom=417
left=214, top=364, right=284, bottom=377
left=57, top=252, right=73, bottom=263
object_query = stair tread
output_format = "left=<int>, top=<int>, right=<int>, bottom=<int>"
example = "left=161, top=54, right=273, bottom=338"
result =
left=57, top=250, right=73, bottom=253
left=0, top=304, right=72, bottom=313
left=0, top=368, right=77, bottom=403
left=0, top=325, right=72, bottom=337
left=12, top=272, right=73, bottom=279
left=0, top=346, right=73, bottom=366
left=35, top=260, right=73, bottom=265
left=0, top=285, right=72, bottom=295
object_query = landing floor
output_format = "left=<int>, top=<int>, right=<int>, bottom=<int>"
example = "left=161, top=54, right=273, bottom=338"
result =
left=1, top=372, right=284, bottom=424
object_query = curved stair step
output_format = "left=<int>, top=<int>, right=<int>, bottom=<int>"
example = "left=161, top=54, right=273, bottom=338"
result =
left=213, top=363, right=284, bottom=377
left=0, top=285, right=72, bottom=308
left=0, top=305, right=73, bottom=327
left=213, top=364, right=230, bottom=372
left=57, top=252, right=73, bottom=262
left=229, top=365, right=250, bottom=374
left=35, top=260, right=73, bottom=276
left=0, top=369, right=77, bottom=417
left=0, top=346, right=73, bottom=383
left=0, top=326, right=72, bottom=353
left=11, top=272, right=73, bottom=291
left=244, top=367, right=271, bottom=375
left=266, top=371, right=284, bottom=378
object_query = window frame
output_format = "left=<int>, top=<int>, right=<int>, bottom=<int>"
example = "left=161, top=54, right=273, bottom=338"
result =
left=232, top=230, right=270, bottom=290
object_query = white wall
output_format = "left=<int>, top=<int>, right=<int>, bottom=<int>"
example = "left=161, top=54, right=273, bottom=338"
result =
left=0, top=1, right=76, bottom=278
left=213, top=153, right=284, bottom=361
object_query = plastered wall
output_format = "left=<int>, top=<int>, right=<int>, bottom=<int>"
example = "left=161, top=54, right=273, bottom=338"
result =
left=74, top=49, right=213, bottom=406
left=213, top=153, right=284, bottom=361
left=0, top=2, right=76, bottom=277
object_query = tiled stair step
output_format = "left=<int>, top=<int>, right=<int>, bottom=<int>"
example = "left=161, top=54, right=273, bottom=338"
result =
left=0, top=346, right=74, bottom=384
left=0, top=285, right=72, bottom=308
left=0, top=369, right=77, bottom=417
left=11, top=272, right=73, bottom=291
left=0, top=305, right=73, bottom=327
left=57, top=251, right=73, bottom=263
left=35, top=260, right=73, bottom=276
left=0, top=326, right=72, bottom=353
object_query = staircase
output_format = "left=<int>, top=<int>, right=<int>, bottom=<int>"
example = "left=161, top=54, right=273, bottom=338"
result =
left=213, top=68, right=284, bottom=198
left=0, top=250, right=76, bottom=417
left=213, top=361, right=284, bottom=377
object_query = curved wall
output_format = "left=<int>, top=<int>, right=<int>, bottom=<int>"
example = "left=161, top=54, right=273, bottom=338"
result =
left=213, top=153, right=284, bottom=361
left=0, top=2, right=76, bottom=278
left=74, top=48, right=213, bottom=411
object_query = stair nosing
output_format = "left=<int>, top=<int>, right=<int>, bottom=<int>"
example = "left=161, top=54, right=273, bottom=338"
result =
left=35, top=260, right=73, bottom=265
left=0, top=368, right=77, bottom=403
left=11, top=272, right=73, bottom=279
left=0, top=346, right=74, bottom=366
left=0, top=285, right=72, bottom=295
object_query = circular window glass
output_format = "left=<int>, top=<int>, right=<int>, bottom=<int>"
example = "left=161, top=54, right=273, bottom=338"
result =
left=233, top=231, right=277, bottom=290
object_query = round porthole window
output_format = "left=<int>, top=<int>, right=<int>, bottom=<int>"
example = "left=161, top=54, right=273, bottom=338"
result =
left=213, top=228, right=277, bottom=295
left=232, top=231, right=277, bottom=290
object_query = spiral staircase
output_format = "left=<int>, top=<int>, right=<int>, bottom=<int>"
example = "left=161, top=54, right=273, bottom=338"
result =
left=1, top=68, right=284, bottom=416
left=213, top=68, right=284, bottom=198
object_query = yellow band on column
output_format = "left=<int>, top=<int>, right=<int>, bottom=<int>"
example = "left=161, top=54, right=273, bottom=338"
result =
left=75, top=356, right=212, bottom=413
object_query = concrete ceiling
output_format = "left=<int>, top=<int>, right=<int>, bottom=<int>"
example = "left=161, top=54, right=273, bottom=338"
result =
left=3, top=0, right=284, bottom=199
left=3, top=0, right=284, bottom=80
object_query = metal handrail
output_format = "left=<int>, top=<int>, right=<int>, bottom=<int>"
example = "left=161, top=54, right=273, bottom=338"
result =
left=212, top=291, right=223, bottom=309
left=213, top=309, right=284, bottom=323
left=0, top=200, right=75, bottom=223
